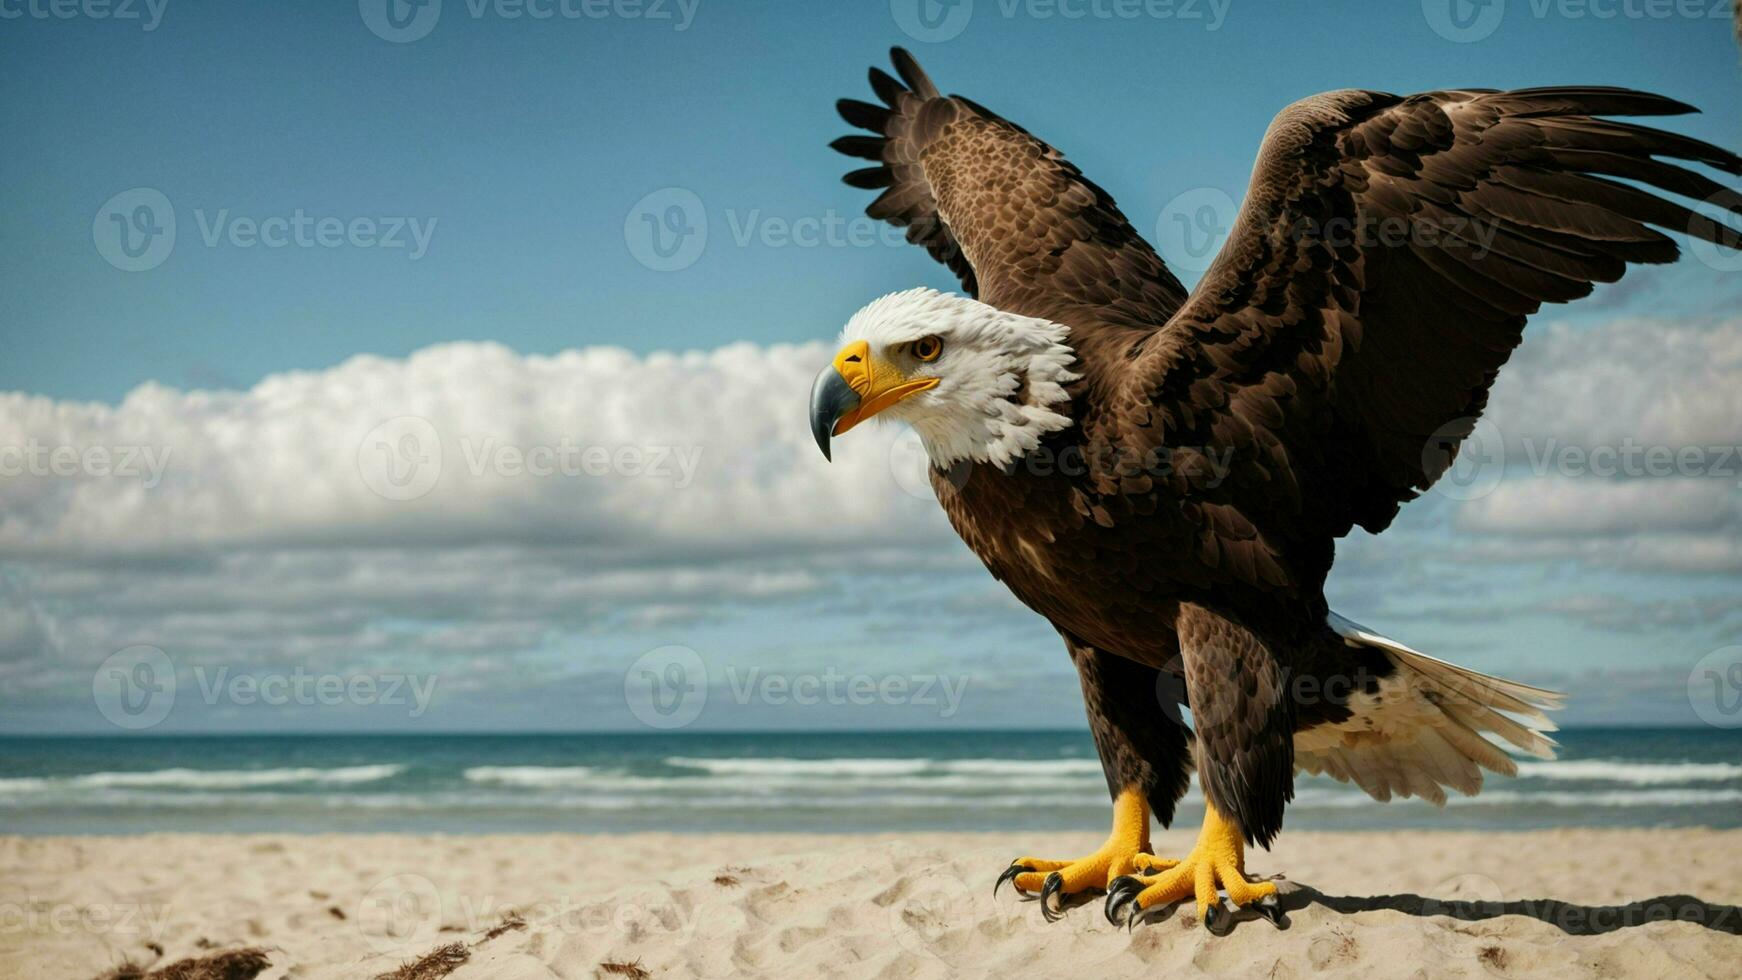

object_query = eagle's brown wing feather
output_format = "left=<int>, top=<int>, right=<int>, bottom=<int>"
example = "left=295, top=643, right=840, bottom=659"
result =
left=1076, top=88, right=1739, bottom=843
left=832, top=48, right=1188, bottom=331
left=1104, top=87, right=1742, bottom=571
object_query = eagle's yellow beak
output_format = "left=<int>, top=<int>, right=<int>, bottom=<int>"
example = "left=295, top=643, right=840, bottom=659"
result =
left=809, top=339, right=939, bottom=460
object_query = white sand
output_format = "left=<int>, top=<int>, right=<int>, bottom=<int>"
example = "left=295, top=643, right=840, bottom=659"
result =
left=5, top=829, right=1741, bottom=979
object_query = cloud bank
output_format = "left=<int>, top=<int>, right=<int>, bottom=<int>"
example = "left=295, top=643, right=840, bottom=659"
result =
left=2, top=316, right=1738, bottom=728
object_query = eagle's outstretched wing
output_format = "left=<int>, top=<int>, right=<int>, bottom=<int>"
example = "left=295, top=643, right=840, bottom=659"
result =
left=831, top=49, right=1188, bottom=332
left=1098, top=87, right=1742, bottom=584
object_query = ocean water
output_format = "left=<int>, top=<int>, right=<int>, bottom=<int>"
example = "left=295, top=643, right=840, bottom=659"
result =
left=1, top=729, right=1739, bottom=835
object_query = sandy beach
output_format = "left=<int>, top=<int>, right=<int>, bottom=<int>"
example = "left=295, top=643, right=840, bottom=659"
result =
left=5, top=829, right=1740, bottom=979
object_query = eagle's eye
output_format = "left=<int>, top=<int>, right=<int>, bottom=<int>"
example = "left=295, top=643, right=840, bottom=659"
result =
left=911, top=336, right=943, bottom=362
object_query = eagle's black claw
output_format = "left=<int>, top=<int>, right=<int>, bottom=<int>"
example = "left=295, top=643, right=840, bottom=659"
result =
left=1203, top=902, right=1235, bottom=936
left=994, top=863, right=1033, bottom=898
left=1039, top=871, right=1065, bottom=922
left=1255, top=895, right=1287, bottom=929
left=1104, top=875, right=1142, bottom=926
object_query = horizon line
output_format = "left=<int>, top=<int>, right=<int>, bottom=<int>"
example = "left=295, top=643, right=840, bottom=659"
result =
left=1, top=723, right=1732, bottom=740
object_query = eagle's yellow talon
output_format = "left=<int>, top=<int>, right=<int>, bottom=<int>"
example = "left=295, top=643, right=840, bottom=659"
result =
left=995, top=787, right=1172, bottom=914
left=1105, top=800, right=1278, bottom=930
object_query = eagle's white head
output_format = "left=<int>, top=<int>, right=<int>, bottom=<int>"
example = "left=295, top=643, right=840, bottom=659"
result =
left=809, top=288, right=1079, bottom=470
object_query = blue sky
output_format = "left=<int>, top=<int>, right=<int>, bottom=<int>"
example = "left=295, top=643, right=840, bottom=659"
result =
left=2, top=0, right=1740, bottom=733
left=5, top=0, right=1738, bottom=401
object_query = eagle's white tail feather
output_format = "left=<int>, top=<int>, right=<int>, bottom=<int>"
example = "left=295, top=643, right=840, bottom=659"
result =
left=1292, top=613, right=1565, bottom=806
left=1441, top=699, right=1558, bottom=761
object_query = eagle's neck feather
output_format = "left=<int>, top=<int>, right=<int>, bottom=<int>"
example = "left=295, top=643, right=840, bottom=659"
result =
left=905, top=296, right=1079, bottom=470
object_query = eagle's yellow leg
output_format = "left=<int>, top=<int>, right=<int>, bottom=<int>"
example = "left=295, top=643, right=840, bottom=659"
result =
left=994, top=787, right=1177, bottom=919
left=1104, top=800, right=1278, bottom=932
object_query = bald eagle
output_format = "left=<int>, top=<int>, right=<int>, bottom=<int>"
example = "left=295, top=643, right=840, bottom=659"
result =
left=810, top=49, right=1742, bottom=932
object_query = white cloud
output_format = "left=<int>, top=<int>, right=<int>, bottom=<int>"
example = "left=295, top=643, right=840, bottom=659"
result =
left=1485, top=315, right=1742, bottom=455
left=1457, top=478, right=1735, bottom=536
left=1529, top=593, right=1742, bottom=632
left=0, top=341, right=945, bottom=557
left=1441, top=316, right=1742, bottom=574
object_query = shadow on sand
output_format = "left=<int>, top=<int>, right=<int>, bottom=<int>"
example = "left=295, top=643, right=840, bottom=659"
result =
left=1280, top=884, right=1742, bottom=937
